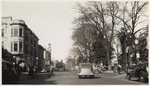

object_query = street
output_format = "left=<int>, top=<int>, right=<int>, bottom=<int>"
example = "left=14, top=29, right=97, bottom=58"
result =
left=18, top=71, right=147, bottom=85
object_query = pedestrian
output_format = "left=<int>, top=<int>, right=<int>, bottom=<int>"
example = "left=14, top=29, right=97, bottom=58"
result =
left=28, top=66, right=34, bottom=79
left=48, top=66, right=51, bottom=78
left=34, top=66, right=38, bottom=78
left=117, top=64, right=121, bottom=75
left=17, top=66, right=22, bottom=77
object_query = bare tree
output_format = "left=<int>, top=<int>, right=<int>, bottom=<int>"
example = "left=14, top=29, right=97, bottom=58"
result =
left=76, top=1, right=120, bottom=70
left=116, top=1, right=148, bottom=66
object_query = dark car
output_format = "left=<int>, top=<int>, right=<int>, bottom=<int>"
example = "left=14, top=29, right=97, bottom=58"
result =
left=126, top=62, right=148, bottom=83
left=2, top=60, right=19, bottom=84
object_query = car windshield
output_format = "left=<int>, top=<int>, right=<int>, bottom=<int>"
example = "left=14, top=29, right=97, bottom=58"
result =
left=80, top=63, right=91, bottom=68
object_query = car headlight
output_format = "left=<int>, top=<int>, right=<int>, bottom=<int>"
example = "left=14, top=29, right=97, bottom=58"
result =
left=146, top=66, right=149, bottom=73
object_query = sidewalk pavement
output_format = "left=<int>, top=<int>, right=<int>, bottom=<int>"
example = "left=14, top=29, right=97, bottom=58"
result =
left=105, top=71, right=114, bottom=73
left=105, top=70, right=126, bottom=74
left=21, top=72, right=28, bottom=74
left=104, top=70, right=127, bottom=78
left=21, top=72, right=48, bottom=75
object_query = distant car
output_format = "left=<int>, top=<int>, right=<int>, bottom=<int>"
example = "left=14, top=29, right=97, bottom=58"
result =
left=126, top=62, right=148, bottom=83
left=113, top=66, right=118, bottom=73
left=2, top=60, right=19, bottom=84
left=78, top=63, right=94, bottom=79
left=93, top=65, right=102, bottom=73
left=54, top=68, right=59, bottom=71
left=41, top=69, right=47, bottom=73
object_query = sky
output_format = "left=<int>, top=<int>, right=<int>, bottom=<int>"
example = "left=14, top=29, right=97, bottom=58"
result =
left=2, top=0, right=78, bottom=62
left=1, top=0, right=149, bottom=62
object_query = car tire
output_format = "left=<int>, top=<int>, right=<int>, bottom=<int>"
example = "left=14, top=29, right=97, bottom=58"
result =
left=90, top=75, right=94, bottom=79
left=139, top=72, right=146, bottom=83
left=78, top=75, right=81, bottom=79
left=127, top=74, right=131, bottom=80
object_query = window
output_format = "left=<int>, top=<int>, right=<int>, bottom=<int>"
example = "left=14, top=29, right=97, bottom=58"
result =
left=31, top=37, right=33, bottom=44
left=14, top=28, right=18, bottom=36
left=31, top=48, right=33, bottom=56
left=11, top=29, right=13, bottom=37
left=19, top=41, right=22, bottom=52
left=25, top=33, right=28, bottom=41
left=24, top=44, right=28, bottom=54
left=2, top=29, right=4, bottom=37
left=2, top=42, right=4, bottom=48
left=19, top=28, right=23, bottom=37
left=34, top=40, right=36, bottom=46
left=34, top=52, right=36, bottom=57
left=11, top=42, right=13, bottom=51
left=14, top=41, right=18, bottom=51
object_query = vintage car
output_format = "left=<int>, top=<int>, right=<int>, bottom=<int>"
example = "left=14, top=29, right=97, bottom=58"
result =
left=93, top=65, right=102, bottom=73
left=2, top=60, right=19, bottom=84
left=126, top=62, right=148, bottom=83
left=78, top=63, right=94, bottom=79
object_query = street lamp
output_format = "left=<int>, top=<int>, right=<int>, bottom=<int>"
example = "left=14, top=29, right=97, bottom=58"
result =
left=13, top=56, right=16, bottom=68
left=135, top=39, right=139, bottom=45
left=36, top=57, right=38, bottom=67
left=126, top=46, right=129, bottom=73
left=134, top=39, right=139, bottom=64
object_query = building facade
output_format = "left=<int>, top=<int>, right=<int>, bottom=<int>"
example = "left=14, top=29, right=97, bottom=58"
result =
left=43, top=44, right=51, bottom=70
left=38, top=44, right=45, bottom=71
left=2, top=17, right=39, bottom=69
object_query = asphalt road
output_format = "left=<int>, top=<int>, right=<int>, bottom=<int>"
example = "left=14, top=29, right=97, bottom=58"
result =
left=17, top=71, right=148, bottom=85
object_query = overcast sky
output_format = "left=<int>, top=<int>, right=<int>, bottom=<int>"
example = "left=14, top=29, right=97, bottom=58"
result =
left=2, top=0, right=77, bottom=62
left=2, top=0, right=148, bottom=62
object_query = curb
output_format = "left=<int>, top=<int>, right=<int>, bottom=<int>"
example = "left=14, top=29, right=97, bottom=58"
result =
left=105, top=71, right=114, bottom=73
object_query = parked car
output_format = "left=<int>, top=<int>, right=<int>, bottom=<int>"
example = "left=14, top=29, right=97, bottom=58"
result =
left=93, top=65, right=102, bottom=73
left=41, top=69, right=47, bottom=73
left=2, top=60, right=19, bottom=84
left=126, top=62, right=148, bottom=83
left=113, top=66, right=118, bottom=73
left=78, top=63, right=94, bottom=79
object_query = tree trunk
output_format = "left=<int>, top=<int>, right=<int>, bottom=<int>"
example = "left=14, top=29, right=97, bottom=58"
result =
left=106, top=46, right=111, bottom=71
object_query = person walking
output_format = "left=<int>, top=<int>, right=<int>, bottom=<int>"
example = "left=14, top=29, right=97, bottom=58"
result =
left=28, top=66, right=34, bottom=79
left=48, top=66, right=51, bottom=78
left=34, top=66, right=38, bottom=78
left=117, top=64, right=121, bottom=75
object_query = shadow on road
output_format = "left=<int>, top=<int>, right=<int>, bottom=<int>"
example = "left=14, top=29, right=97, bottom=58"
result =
left=94, top=76, right=102, bottom=79
left=79, top=76, right=102, bottom=79
left=127, top=78, right=148, bottom=84
left=17, top=73, right=58, bottom=84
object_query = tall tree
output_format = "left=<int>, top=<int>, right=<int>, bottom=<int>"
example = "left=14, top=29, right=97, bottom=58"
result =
left=115, top=1, right=148, bottom=66
left=73, top=1, right=119, bottom=70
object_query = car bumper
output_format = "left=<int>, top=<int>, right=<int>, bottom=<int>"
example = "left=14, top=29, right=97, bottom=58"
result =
left=79, top=73, right=94, bottom=76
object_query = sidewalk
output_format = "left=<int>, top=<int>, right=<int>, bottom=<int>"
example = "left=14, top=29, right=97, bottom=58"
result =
left=105, top=71, right=114, bottom=73
left=104, top=70, right=126, bottom=78
left=21, top=72, right=48, bottom=75
left=21, top=72, right=28, bottom=75
left=105, top=70, right=126, bottom=74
